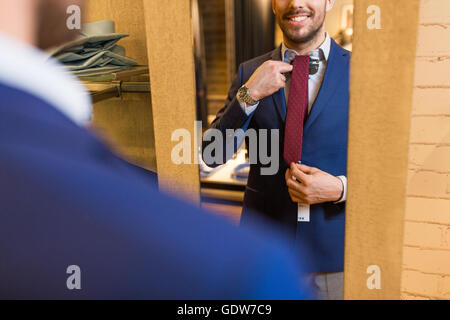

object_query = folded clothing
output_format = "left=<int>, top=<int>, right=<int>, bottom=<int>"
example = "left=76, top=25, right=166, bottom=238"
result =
left=47, top=20, right=138, bottom=77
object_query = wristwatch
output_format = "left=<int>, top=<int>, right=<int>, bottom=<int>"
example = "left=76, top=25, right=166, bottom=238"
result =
left=237, top=85, right=258, bottom=105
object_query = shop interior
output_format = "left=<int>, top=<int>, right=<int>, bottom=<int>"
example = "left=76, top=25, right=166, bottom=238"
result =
left=66, top=0, right=353, bottom=224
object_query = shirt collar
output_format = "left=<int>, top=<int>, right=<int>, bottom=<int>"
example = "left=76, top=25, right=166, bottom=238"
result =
left=0, top=32, right=92, bottom=126
left=282, top=32, right=331, bottom=62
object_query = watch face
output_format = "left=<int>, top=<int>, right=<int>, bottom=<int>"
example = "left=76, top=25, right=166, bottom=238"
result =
left=238, top=86, right=247, bottom=99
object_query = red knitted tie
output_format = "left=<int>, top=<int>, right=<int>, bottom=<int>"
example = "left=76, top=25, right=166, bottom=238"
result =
left=283, top=55, right=310, bottom=164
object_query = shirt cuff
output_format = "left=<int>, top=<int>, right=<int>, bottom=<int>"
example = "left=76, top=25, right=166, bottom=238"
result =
left=237, top=93, right=259, bottom=116
left=334, top=176, right=347, bottom=204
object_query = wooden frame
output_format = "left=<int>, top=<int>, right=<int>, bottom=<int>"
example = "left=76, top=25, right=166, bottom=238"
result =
left=143, top=0, right=201, bottom=203
left=344, top=0, right=420, bottom=299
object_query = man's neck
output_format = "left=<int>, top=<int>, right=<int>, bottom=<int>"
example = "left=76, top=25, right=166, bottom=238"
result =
left=0, top=1, right=37, bottom=47
left=283, top=28, right=327, bottom=55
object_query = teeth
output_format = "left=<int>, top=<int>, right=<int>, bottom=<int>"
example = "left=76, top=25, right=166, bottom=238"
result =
left=291, top=16, right=308, bottom=22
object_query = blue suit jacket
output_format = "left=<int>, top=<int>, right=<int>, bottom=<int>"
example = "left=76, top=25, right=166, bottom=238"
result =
left=204, top=39, right=350, bottom=272
left=0, top=82, right=310, bottom=299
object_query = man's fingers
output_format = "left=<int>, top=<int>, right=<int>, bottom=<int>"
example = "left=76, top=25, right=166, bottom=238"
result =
left=290, top=163, right=310, bottom=185
left=286, top=174, right=308, bottom=196
left=285, top=168, right=293, bottom=183
left=285, top=168, right=303, bottom=190
left=278, top=63, right=293, bottom=73
left=298, top=164, right=315, bottom=174
left=288, top=189, right=304, bottom=204
left=277, top=76, right=286, bottom=89
left=286, top=178, right=307, bottom=195
left=288, top=187, right=307, bottom=199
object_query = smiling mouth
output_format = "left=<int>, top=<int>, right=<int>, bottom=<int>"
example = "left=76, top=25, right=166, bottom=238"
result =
left=289, top=16, right=309, bottom=22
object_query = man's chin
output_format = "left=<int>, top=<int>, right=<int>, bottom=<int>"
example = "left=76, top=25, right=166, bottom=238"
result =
left=285, top=30, right=316, bottom=44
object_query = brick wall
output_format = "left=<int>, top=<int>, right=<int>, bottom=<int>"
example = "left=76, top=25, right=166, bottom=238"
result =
left=401, top=0, right=450, bottom=300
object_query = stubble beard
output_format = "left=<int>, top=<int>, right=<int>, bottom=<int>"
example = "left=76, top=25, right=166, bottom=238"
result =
left=276, top=8, right=326, bottom=46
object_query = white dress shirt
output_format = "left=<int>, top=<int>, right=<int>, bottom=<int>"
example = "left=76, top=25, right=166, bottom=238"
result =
left=237, top=33, right=347, bottom=221
left=0, top=32, right=92, bottom=126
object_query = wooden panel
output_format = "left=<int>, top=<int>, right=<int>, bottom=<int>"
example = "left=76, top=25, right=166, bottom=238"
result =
left=225, top=0, right=236, bottom=87
left=90, top=93, right=156, bottom=172
left=344, top=0, right=420, bottom=299
left=84, top=0, right=148, bottom=65
left=84, top=0, right=156, bottom=172
left=143, top=0, right=201, bottom=203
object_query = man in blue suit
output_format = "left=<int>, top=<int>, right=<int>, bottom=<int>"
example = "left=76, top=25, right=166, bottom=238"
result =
left=0, top=0, right=310, bottom=299
left=203, top=0, right=350, bottom=299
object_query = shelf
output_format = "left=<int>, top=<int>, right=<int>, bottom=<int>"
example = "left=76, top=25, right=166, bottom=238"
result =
left=79, top=66, right=149, bottom=82
left=81, top=66, right=150, bottom=103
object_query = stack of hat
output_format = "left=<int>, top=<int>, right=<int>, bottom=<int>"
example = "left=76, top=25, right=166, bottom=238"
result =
left=48, top=20, right=138, bottom=77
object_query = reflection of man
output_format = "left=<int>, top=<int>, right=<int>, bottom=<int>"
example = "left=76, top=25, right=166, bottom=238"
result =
left=0, top=0, right=309, bottom=299
left=204, top=0, right=350, bottom=299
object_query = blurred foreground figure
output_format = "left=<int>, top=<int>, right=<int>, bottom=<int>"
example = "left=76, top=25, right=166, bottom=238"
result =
left=0, top=0, right=309, bottom=299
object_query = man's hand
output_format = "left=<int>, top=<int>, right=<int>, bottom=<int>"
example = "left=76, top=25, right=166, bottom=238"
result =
left=285, top=163, right=344, bottom=205
left=245, top=60, right=293, bottom=101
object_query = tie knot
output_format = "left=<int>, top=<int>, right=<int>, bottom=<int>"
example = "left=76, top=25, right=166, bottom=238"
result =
left=284, top=49, right=321, bottom=75
left=284, top=48, right=323, bottom=64
left=293, top=55, right=310, bottom=66
left=284, top=49, right=298, bottom=65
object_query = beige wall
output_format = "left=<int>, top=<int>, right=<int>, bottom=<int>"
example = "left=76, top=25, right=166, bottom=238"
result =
left=344, top=0, right=420, bottom=299
left=401, top=0, right=450, bottom=300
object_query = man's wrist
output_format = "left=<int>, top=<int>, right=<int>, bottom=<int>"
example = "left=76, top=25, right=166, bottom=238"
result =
left=246, top=85, right=260, bottom=103
left=237, top=93, right=259, bottom=115
left=334, top=176, right=347, bottom=203
left=238, top=84, right=259, bottom=105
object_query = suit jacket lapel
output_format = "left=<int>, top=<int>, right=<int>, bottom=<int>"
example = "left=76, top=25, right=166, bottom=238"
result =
left=269, top=45, right=287, bottom=122
left=304, top=39, right=349, bottom=132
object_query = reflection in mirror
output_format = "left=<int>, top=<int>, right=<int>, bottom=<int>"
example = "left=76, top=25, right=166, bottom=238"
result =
left=192, top=0, right=209, bottom=127
left=196, top=0, right=353, bottom=300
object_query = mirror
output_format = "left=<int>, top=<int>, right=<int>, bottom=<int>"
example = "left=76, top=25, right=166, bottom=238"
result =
left=195, top=0, right=354, bottom=300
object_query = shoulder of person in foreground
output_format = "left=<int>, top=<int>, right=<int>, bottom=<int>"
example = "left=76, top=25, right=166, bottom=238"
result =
left=0, top=86, right=311, bottom=299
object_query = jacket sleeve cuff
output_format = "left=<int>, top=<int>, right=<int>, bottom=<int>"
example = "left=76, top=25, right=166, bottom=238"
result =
left=221, top=95, right=253, bottom=130
left=237, top=93, right=259, bottom=116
